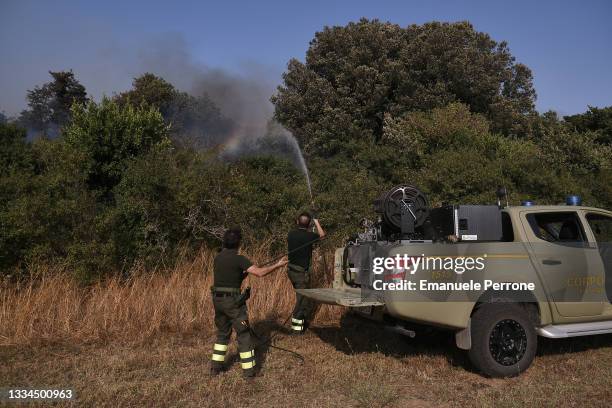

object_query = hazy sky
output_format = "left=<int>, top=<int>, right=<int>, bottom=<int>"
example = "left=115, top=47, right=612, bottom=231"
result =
left=1, top=0, right=610, bottom=117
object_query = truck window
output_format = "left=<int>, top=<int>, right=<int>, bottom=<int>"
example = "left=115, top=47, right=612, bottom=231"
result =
left=526, top=212, right=586, bottom=243
left=586, top=213, right=612, bottom=302
left=586, top=213, right=612, bottom=243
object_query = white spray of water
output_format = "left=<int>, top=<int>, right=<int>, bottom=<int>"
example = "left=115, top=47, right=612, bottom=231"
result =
left=221, top=121, right=313, bottom=202
left=285, top=132, right=313, bottom=202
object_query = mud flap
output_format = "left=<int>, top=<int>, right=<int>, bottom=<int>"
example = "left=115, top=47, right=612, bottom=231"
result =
left=296, top=288, right=385, bottom=307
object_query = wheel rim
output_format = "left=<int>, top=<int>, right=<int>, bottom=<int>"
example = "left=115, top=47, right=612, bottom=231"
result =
left=488, top=319, right=528, bottom=366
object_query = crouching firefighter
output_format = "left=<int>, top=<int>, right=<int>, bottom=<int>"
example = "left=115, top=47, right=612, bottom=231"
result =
left=210, top=227, right=288, bottom=378
left=287, top=212, right=325, bottom=334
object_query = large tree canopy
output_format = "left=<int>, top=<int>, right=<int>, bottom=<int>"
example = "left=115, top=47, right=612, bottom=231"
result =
left=116, top=73, right=232, bottom=147
left=19, top=70, right=88, bottom=137
left=273, top=19, right=536, bottom=160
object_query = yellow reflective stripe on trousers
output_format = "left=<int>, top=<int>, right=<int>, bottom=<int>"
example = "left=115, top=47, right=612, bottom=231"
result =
left=291, top=318, right=304, bottom=324
left=291, top=325, right=303, bottom=331
left=239, top=350, right=254, bottom=359
left=241, top=360, right=256, bottom=369
left=213, top=343, right=228, bottom=352
left=211, top=354, right=225, bottom=362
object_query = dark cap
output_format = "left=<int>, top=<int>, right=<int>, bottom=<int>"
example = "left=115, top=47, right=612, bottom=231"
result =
left=223, top=227, right=242, bottom=249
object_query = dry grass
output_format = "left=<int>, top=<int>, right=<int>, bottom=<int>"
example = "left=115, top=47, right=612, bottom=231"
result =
left=1, top=247, right=611, bottom=407
left=1, top=318, right=611, bottom=407
left=0, top=246, right=340, bottom=346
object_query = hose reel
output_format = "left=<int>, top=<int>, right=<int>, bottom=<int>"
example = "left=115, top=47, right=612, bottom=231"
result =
left=374, top=184, right=430, bottom=239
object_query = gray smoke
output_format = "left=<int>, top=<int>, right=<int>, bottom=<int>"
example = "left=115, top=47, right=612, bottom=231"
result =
left=135, top=34, right=276, bottom=132
left=135, top=36, right=310, bottom=183
left=2, top=30, right=311, bottom=182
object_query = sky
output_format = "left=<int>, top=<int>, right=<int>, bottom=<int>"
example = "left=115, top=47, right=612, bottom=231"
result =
left=1, top=0, right=611, bottom=118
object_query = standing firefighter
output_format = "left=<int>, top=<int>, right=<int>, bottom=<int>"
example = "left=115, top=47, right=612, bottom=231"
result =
left=287, top=212, right=325, bottom=333
left=210, top=227, right=288, bottom=378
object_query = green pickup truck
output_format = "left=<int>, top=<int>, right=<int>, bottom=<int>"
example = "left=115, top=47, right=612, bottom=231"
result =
left=299, top=185, right=612, bottom=377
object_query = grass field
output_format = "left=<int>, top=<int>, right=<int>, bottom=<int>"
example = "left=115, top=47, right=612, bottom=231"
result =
left=1, top=248, right=611, bottom=407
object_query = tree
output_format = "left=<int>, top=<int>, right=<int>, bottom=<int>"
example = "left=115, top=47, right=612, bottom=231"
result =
left=117, top=73, right=232, bottom=147
left=63, top=97, right=171, bottom=198
left=273, top=19, right=536, bottom=162
left=529, top=111, right=612, bottom=207
left=116, top=73, right=175, bottom=113
left=564, top=106, right=612, bottom=145
left=19, top=70, right=88, bottom=137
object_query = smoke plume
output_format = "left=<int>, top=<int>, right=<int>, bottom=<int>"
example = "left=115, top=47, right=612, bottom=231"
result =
left=135, top=35, right=309, bottom=183
left=136, top=34, right=276, bottom=132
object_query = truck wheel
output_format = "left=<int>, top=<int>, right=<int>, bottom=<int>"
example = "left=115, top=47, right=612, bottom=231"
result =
left=468, top=303, right=537, bottom=378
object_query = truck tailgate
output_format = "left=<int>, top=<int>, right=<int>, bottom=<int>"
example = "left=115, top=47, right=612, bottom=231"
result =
left=296, top=288, right=384, bottom=307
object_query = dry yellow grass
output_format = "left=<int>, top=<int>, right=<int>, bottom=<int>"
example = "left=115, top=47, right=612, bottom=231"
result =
left=2, top=317, right=611, bottom=407
left=0, top=246, right=340, bottom=346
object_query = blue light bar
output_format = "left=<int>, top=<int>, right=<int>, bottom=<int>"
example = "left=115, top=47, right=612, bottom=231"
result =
left=566, top=195, right=582, bottom=206
left=521, top=200, right=534, bottom=206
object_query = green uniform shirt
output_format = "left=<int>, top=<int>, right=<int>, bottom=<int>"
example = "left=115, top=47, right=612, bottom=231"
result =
left=213, top=248, right=253, bottom=289
left=287, top=228, right=319, bottom=269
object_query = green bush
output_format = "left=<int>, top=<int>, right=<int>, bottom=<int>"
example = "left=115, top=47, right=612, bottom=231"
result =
left=380, top=103, right=612, bottom=206
left=63, top=98, right=171, bottom=198
left=0, top=132, right=93, bottom=273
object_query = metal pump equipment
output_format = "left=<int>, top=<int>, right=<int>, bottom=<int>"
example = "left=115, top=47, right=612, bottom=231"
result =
left=373, top=184, right=430, bottom=241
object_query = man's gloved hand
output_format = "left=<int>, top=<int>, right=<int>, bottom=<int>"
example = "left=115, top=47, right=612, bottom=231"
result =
left=310, top=203, right=319, bottom=220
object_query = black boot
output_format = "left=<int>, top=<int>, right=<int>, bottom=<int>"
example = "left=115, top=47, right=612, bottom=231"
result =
left=210, top=362, right=224, bottom=376
left=242, top=367, right=257, bottom=379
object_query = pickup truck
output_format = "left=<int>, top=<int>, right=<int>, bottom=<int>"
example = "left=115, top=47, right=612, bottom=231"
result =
left=299, top=185, right=612, bottom=377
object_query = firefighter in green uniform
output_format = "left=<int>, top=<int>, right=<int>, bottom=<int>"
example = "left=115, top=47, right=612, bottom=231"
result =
left=210, top=227, right=287, bottom=378
left=287, top=212, right=325, bottom=333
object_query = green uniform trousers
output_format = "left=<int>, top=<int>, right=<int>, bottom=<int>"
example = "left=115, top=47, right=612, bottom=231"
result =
left=210, top=294, right=256, bottom=371
left=287, top=264, right=314, bottom=332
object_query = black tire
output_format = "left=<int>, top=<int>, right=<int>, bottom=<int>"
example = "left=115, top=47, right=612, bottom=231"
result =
left=468, top=303, right=537, bottom=378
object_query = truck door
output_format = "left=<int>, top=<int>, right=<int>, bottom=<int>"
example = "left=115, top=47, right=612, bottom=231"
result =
left=584, top=212, right=612, bottom=303
left=522, top=211, right=605, bottom=318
